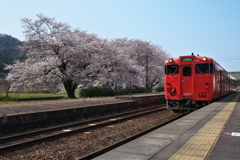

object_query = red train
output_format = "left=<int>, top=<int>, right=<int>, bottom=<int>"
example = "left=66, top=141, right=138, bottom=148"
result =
left=164, top=53, right=237, bottom=113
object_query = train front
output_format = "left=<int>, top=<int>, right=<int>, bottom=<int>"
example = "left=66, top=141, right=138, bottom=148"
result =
left=164, top=54, right=214, bottom=113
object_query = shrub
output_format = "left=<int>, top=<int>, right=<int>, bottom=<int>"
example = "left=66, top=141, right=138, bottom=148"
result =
left=115, top=87, right=152, bottom=95
left=155, top=87, right=164, bottom=92
left=79, top=86, right=115, bottom=97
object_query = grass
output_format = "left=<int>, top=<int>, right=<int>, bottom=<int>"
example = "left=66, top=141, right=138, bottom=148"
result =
left=0, top=91, right=76, bottom=104
left=0, top=91, right=67, bottom=99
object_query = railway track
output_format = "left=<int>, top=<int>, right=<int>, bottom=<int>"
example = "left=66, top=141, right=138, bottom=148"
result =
left=76, top=111, right=185, bottom=160
left=0, top=105, right=167, bottom=154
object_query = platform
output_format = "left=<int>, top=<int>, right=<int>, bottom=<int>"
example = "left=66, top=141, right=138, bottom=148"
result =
left=0, top=94, right=165, bottom=135
left=93, top=92, right=240, bottom=160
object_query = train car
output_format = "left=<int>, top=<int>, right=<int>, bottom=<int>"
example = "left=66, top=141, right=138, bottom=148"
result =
left=164, top=53, right=236, bottom=113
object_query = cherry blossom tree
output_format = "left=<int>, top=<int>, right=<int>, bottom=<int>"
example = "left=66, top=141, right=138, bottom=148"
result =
left=5, top=14, right=100, bottom=98
left=87, top=38, right=143, bottom=89
left=145, top=45, right=170, bottom=89
left=5, top=14, right=169, bottom=98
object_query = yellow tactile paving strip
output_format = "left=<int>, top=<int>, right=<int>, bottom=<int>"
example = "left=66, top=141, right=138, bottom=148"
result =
left=169, top=93, right=240, bottom=160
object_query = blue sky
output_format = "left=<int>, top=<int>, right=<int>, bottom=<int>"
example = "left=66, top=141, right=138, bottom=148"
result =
left=1, top=0, right=240, bottom=71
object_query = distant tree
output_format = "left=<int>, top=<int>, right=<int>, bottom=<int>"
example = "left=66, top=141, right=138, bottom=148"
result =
left=0, top=34, right=24, bottom=75
left=88, top=38, right=170, bottom=90
left=129, top=39, right=170, bottom=89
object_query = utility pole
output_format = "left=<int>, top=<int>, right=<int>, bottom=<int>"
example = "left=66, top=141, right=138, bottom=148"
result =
left=146, top=53, right=148, bottom=91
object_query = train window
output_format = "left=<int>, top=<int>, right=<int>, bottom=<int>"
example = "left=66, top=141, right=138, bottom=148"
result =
left=183, top=67, right=191, bottom=76
left=195, top=63, right=214, bottom=74
left=165, top=65, right=179, bottom=75
left=223, top=74, right=229, bottom=85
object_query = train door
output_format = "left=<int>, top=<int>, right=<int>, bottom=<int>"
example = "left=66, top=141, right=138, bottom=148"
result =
left=219, top=70, right=222, bottom=97
left=215, top=70, right=221, bottom=99
left=181, top=65, right=193, bottom=98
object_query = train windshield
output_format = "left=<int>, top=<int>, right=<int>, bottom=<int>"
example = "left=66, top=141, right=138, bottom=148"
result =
left=183, top=67, right=191, bottom=76
left=165, top=65, right=179, bottom=75
left=195, top=63, right=214, bottom=74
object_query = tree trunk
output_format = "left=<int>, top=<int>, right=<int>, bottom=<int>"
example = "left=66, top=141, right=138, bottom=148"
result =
left=5, top=81, right=10, bottom=98
left=63, top=79, right=77, bottom=98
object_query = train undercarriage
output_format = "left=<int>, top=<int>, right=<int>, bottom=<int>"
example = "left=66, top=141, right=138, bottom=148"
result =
left=166, top=99, right=211, bottom=113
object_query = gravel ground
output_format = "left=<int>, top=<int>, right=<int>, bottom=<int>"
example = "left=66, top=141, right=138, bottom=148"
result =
left=0, top=97, right=130, bottom=116
left=0, top=109, right=178, bottom=160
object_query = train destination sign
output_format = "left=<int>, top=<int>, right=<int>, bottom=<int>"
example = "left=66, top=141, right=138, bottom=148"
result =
left=182, top=57, right=193, bottom=62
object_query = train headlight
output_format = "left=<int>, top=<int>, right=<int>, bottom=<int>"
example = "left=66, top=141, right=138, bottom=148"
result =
left=169, top=58, right=173, bottom=63
left=202, top=57, right=207, bottom=61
